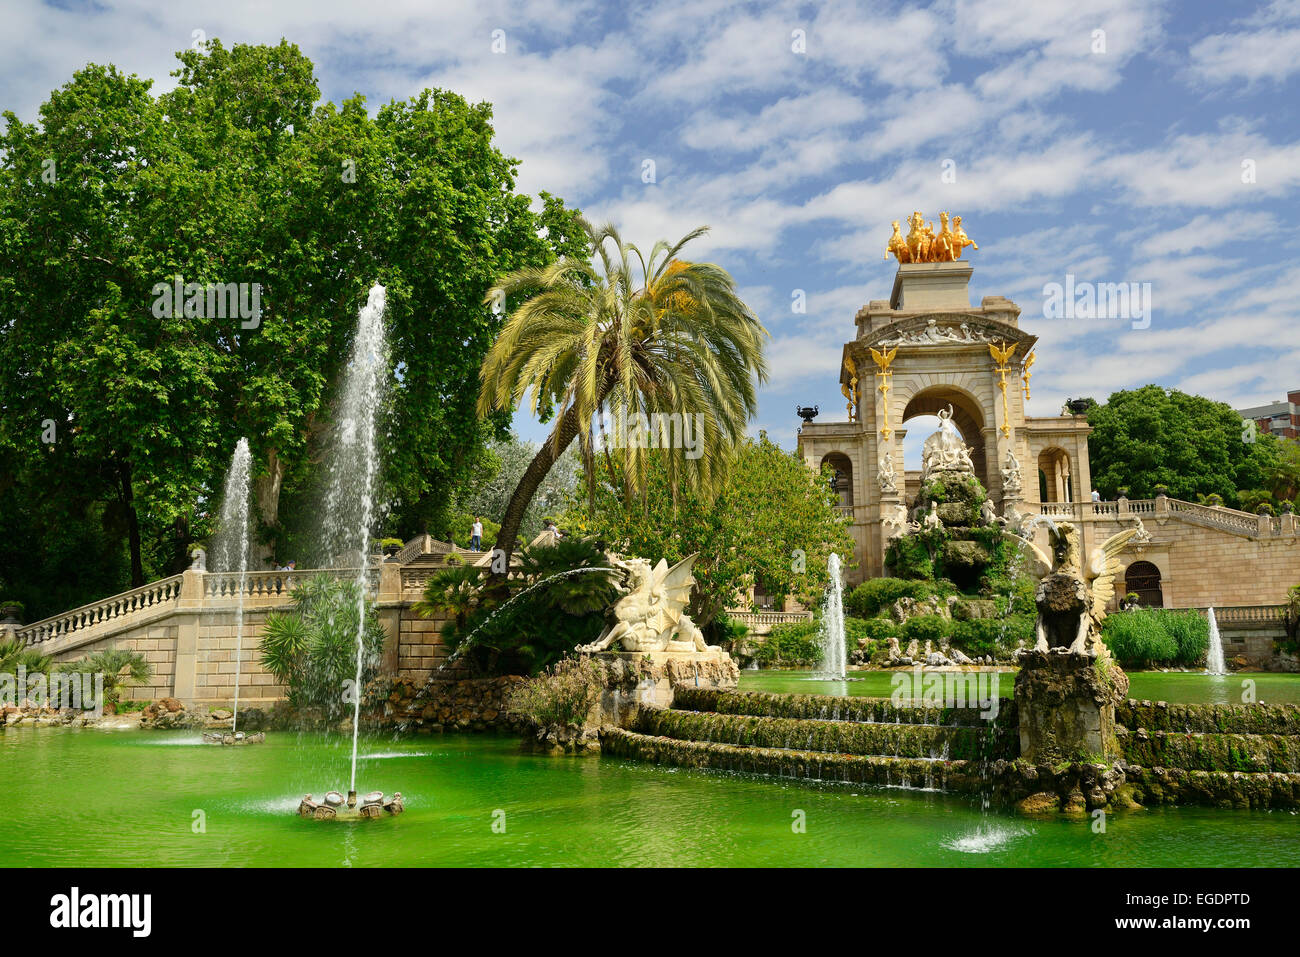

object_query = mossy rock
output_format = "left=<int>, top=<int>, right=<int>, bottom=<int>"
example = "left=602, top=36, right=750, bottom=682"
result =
left=919, top=471, right=986, bottom=509
left=1015, top=791, right=1060, bottom=815
left=952, top=598, right=998, bottom=621
left=937, top=502, right=974, bottom=525
left=942, top=539, right=991, bottom=571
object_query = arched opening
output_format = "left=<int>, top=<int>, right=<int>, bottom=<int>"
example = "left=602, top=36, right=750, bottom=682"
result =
left=820, top=452, right=853, bottom=511
left=1038, top=447, right=1073, bottom=503
left=1124, top=560, right=1163, bottom=608
left=901, top=388, right=988, bottom=501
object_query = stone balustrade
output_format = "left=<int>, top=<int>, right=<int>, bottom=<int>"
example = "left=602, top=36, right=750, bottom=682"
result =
left=16, top=574, right=185, bottom=646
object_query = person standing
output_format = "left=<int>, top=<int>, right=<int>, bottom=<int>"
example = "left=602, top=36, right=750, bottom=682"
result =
left=470, top=516, right=483, bottom=552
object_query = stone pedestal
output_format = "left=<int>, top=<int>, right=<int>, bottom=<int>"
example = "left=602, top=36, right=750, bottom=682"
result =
left=889, top=261, right=973, bottom=311
left=593, top=649, right=738, bottom=727
left=1013, top=649, right=1127, bottom=762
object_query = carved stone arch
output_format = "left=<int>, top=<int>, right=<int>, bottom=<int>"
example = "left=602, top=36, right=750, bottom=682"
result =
left=899, top=384, right=991, bottom=491
left=819, top=451, right=855, bottom=508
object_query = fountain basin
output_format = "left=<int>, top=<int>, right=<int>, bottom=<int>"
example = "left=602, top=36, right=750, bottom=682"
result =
left=297, top=790, right=403, bottom=820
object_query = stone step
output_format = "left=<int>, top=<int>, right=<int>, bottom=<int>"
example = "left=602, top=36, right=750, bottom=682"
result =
left=600, top=726, right=984, bottom=792
left=1117, top=700, right=1300, bottom=735
left=671, top=687, right=1014, bottom=729
left=637, top=708, right=1017, bottom=761
left=1121, top=766, right=1300, bottom=809
left=1119, top=729, right=1300, bottom=773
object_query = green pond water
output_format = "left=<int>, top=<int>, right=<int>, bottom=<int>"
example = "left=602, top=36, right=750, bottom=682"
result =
left=2, top=724, right=1298, bottom=867
left=738, top=669, right=1300, bottom=706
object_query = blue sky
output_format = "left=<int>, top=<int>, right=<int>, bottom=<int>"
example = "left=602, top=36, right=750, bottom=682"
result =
left=4, top=0, right=1299, bottom=467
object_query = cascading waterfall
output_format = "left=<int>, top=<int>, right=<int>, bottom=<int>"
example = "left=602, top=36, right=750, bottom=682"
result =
left=1205, top=606, right=1226, bottom=675
left=211, top=438, right=252, bottom=734
left=815, top=553, right=847, bottom=680
left=320, top=284, right=390, bottom=800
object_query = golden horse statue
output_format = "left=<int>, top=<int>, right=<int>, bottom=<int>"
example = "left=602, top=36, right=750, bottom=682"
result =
left=887, top=212, right=978, bottom=264
left=952, top=215, right=978, bottom=258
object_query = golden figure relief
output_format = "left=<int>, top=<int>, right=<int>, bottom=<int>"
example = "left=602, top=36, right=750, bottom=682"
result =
left=869, top=346, right=897, bottom=440
left=887, top=212, right=978, bottom=264
left=842, top=355, right=860, bottom=423
left=989, top=340, right=1017, bottom=439
left=1022, top=351, right=1036, bottom=400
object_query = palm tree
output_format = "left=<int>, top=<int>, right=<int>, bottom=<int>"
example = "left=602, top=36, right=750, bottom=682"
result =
left=479, top=218, right=768, bottom=561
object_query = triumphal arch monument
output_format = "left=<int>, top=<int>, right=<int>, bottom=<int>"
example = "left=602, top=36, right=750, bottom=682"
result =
left=796, top=213, right=1297, bottom=630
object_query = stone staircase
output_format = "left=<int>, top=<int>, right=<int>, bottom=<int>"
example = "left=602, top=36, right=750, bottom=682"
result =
left=600, top=688, right=1018, bottom=794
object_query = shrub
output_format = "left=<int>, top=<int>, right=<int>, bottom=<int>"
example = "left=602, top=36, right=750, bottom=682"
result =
left=0, top=638, right=52, bottom=674
left=1102, top=608, right=1181, bottom=667
left=56, top=647, right=151, bottom=712
left=844, top=578, right=930, bottom=619
left=1165, top=609, right=1210, bottom=665
left=755, top=621, right=822, bottom=666
left=261, top=575, right=387, bottom=716
left=885, top=535, right=934, bottom=580
left=705, top=612, right=749, bottom=650
left=853, top=617, right=899, bottom=642
left=900, top=614, right=947, bottom=645
left=417, top=537, right=619, bottom=675
left=507, top=655, right=605, bottom=726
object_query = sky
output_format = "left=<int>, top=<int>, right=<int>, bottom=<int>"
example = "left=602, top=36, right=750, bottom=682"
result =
left=4, top=0, right=1299, bottom=468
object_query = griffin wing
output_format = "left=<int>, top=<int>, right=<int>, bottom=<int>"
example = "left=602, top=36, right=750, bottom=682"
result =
left=642, top=554, right=696, bottom=635
left=1005, top=531, right=1052, bottom=578
left=1086, top=529, right=1138, bottom=626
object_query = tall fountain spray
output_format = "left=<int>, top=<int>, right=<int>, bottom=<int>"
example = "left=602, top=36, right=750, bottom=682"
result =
left=211, top=438, right=252, bottom=733
left=320, top=285, right=389, bottom=804
left=1205, top=606, right=1226, bottom=675
left=816, top=553, right=847, bottom=680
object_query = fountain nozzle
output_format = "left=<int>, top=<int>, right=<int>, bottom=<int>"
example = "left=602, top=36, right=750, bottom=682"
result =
left=346, top=790, right=357, bottom=808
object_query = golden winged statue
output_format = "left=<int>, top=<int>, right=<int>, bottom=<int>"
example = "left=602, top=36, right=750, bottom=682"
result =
left=869, top=346, right=897, bottom=371
left=579, top=553, right=702, bottom=653
left=988, top=340, right=1017, bottom=366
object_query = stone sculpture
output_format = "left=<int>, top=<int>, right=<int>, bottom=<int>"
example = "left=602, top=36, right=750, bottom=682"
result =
left=1017, top=521, right=1137, bottom=658
left=1001, top=448, right=1023, bottom=495
left=920, top=405, right=974, bottom=481
left=579, top=553, right=716, bottom=653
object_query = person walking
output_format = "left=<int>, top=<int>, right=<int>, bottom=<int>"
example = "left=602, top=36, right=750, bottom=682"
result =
left=470, top=516, right=483, bottom=552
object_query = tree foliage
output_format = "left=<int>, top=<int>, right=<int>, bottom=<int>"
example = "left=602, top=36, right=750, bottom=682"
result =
left=1085, top=386, right=1280, bottom=507
left=563, top=433, right=855, bottom=624
left=0, top=39, right=582, bottom=618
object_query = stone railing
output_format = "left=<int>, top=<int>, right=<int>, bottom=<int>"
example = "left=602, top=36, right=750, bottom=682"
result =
left=727, top=610, right=814, bottom=627
left=1163, top=498, right=1262, bottom=535
left=201, top=567, right=381, bottom=603
left=1202, top=604, right=1290, bottom=624
left=16, top=574, right=185, bottom=646
left=1035, top=497, right=1294, bottom=539
left=391, top=534, right=433, bottom=565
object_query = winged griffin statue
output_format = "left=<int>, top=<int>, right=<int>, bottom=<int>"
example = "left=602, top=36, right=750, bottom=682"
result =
left=579, top=553, right=714, bottom=653
left=1015, top=521, right=1136, bottom=658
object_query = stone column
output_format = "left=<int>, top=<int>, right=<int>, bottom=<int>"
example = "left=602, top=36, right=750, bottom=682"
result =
left=172, top=568, right=206, bottom=704
left=376, top=561, right=403, bottom=676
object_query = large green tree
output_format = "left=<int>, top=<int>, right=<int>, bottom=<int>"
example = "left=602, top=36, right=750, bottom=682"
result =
left=563, top=434, right=855, bottom=624
left=1085, top=385, right=1279, bottom=507
left=0, top=39, right=582, bottom=617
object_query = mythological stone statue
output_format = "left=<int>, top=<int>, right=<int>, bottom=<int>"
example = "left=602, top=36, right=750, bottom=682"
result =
left=1001, top=447, right=1023, bottom=495
left=1017, top=522, right=1137, bottom=658
left=877, top=451, right=898, bottom=494
left=920, top=405, right=974, bottom=481
left=579, top=553, right=714, bottom=654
